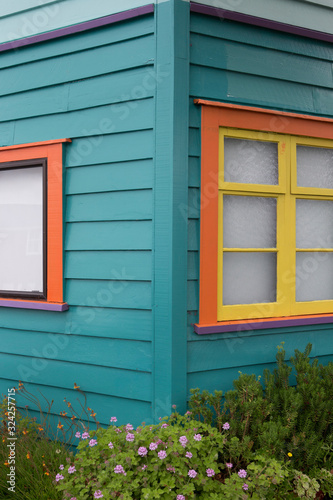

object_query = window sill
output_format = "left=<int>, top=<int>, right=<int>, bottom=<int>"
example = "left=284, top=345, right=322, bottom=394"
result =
left=0, top=299, right=69, bottom=312
left=194, top=314, right=333, bottom=334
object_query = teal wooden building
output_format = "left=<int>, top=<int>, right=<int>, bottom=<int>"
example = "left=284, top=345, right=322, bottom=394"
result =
left=1, top=0, right=333, bottom=426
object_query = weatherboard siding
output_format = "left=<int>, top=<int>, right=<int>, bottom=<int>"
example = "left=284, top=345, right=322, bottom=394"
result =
left=0, top=13, right=155, bottom=426
left=187, top=12, right=333, bottom=396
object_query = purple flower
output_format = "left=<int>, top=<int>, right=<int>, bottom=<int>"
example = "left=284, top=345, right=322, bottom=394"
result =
left=193, top=434, right=202, bottom=441
left=179, top=436, right=188, bottom=447
left=55, top=474, right=64, bottom=482
left=158, top=450, right=167, bottom=459
left=81, top=432, right=89, bottom=440
left=226, top=463, right=233, bottom=468
left=108, top=442, right=114, bottom=449
left=149, top=442, right=158, bottom=451
left=114, top=465, right=125, bottom=474
left=110, top=417, right=117, bottom=423
left=177, top=496, right=185, bottom=500
left=206, top=468, right=215, bottom=477
left=167, top=466, right=176, bottom=472
left=142, top=464, right=147, bottom=470
left=138, top=447, right=148, bottom=457
left=115, top=428, right=122, bottom=433
left=188, top=469, right=197, bottom=478
left=70, top=497, right=77, bottom=500
left=238, top=469, right=247, bottom=479
left=161, top=423, right=169, bottom=428
left=243, top=483, right=249, bottom=491
left=94, top=491, right=103, bottom=499
left=185, top=451, right=193, bottom=459
left=68, top=466, right=76, bottom=474
left=89, top=439, right=98, bottom=447
left=223, top=422, right=230, bottom=430
left=126, top=433, right=135, bottom=442
left=186, top=411, right=192, bottom=415
left=75, top=432, right=81, bottom=438
left=59, top=464, right=64, bottom=470
left=125, top=423, right=133, bottom=431
left=172, top=404, right=177, bottom=409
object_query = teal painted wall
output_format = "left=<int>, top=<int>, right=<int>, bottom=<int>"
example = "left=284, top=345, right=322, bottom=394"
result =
left=0, top=13, right=155, bottom=426
left=188, top=12, right=333, bottom=396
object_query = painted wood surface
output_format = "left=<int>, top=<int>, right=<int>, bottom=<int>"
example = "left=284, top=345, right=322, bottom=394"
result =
left=0, top=13, right=155, bottom=426
left=187, top=12, right=333, bottom=398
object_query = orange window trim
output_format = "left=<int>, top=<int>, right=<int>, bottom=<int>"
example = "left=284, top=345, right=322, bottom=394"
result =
left=0, top=139, right=71, bottom=305
left=196, top=100, right=333, bottom=327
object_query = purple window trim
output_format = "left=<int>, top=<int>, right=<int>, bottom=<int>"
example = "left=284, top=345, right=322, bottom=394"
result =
left=190, top=2, right=333, bottom=44
left=0, top=299, right=69, bottom=312
left=194, top=315, right=333, bottom=335
left=0, top=4, right=154, bottom=53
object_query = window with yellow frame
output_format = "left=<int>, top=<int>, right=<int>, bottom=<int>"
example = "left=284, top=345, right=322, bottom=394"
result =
left=218, top=128, right=333, bottom=321
left=195, top=101, right=333, bottom=333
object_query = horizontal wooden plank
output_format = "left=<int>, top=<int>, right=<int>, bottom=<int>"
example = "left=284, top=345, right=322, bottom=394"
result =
left=0, top=354, right=152, bottom=402
left=66, top=160, right=153, bottom=194
left=188, top=157, right=200, bottom=188
left=65, top=251, right=152, bottom=280
left=191, top=13, right=333, bottom=62
left=191, top=33, right=333, bottom=89
left=188, top=187, right=200, bottom=219
left=188, top=219, right=199, bottom=251
left=66, top=189, right=153, bottom=222
left=190, top=66, right=316, bottom=114
left=0, top=380, right=153, bottom=426
left=188, top=326, right=333, bottom=373
left=12, top=98, right=154, bottom=145
left=187, top=280, right=199, bottom=312
left=65, top=221, right=152, bottom=250
left=66, top=279, right=152, bottom=309
left=0, top=15, right=154, bottom=70
left=0, top=328, right=152, bottom=372
left=187, top=251, right=199, bottom=280
left=189, top=127, right=201, bottom=157
left=0, top=35, right=154, bottom=96
left=0, top=306, right=152, bottom=340
left=189, top=99, right=201, bottom=128
left=66, top=130, right=154, bottom=167
left=0, top=68, right=156, bottom=121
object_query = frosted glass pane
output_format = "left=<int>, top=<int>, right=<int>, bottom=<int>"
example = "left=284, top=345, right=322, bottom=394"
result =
left=296, top=252, right=333, bottom=301
left=296, top=199, right=333, bottom=249
left=0, top=167, right=43, bottom=293
left=223, top=252, right=277, bottom=305
left=224, top=137, right=278, bottom=185
left=223, top=195, right=276, bottom=248
left=297, top=145, right=333, bottom=189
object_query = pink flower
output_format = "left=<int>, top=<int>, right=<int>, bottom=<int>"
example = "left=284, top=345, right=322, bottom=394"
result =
left=161, top=423, right=169, bottom=428
left=186, top=411, right=192, bottom=415
left=110, top=417, right=117, bottom=423
left=55, top=474, right=64, bottom=482
left=188, top=469, right=197, bottom=478
left=126, top=433, right=135, bottom=442
left=82, top=432, right=89, bottom=440
left=172, top=404, right=177, bottom=409
left=59, top=464, right=64, bottom=470
left=115, top=428, right=122, bottom=433
left=125, top=424, right=133, bottom=431
left=223, top=422, right=230, bottom=430
left=89, top=439, right=98, bottom=447
left=108, top=442, right=114, bottom=449
left=226, top=463, right=233, bottom=468
left=94, top=491, right=103, bottom=499
left=177, top=496, right=185, bottom=500
left=158, top=450, right=167, bottom=459
left=206, top=468, right=215, bottom=477
left=68, top=466, right=76, bottom=474
left=185, top=452, right=192, bottom=458
left=75, top=432, right=81, bottom=438
left=193, top=434, right=202, bottom=441
left=243, top=483, right=249, bottom=491
left=70, top=497, right=77, bottom=500
left=138, top=447, right=148, bottom=457
left=149, top=442, right=158, bottom=450
left=114, top=465, right=126, bottom=474
left=167, top=466, right=176, bottom=472
left=238, top=469, right=247, bottom=479
left=142, top=464, right=147, bottom=470
left=179, top=436, right=188, bottom=447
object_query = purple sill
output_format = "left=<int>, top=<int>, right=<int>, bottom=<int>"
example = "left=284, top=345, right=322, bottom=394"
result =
left=194, top=315, right=333, bottom=334
left=190, top=2, right=333, bottom=43
left=0, top=4, right=154, bottom=53
left=0, top=300, right=69, bottom=312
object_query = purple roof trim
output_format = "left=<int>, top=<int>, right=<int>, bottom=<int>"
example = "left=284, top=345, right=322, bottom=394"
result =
left=190, top=2, right=333, bottom=43
left=0, top=300, right=69, bottom=312
left=194, top=315, right=333, bottom=335
left=0, top=4, right=154, bottom=53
